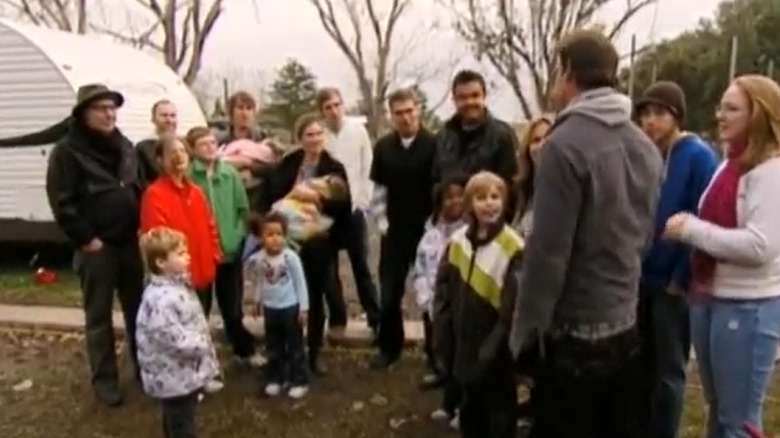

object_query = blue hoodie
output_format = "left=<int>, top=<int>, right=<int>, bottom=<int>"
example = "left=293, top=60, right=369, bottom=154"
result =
left=641, top=134, right=718, bottom=290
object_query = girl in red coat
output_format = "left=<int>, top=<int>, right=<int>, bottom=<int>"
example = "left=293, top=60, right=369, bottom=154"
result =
left=140, top=136, right=221, bottom=304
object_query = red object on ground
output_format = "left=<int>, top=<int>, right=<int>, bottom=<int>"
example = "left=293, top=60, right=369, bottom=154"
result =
left=34, top=268, right=59, bottom=285
left=745, top=423, right=772, bottom=438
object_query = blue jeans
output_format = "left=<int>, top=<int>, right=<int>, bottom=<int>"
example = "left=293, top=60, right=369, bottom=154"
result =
left=690, top=296, right=780, bottom=438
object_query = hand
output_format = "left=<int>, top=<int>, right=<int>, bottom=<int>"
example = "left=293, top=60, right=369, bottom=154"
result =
left=82, top=238, right=103, bottom=253
left=243, top=300, right=259, bottom=318
left=662, top=213, right=689, bottom=241
left=298, top=310, right=308, bottom=327
left=667, top=282, right=685, bottom=296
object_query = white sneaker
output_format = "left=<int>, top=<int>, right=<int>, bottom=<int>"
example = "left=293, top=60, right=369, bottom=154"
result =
left=265, top=383, right=282, bottom=397
left=448, top=414, right=460, bottom=431
left=203, top=379, right=224, bottom=394
left=244, top=352, right=267, bottom=367
left=430, top=409, right=449, bottom=421
left=288, top=385, right=309, bottom=399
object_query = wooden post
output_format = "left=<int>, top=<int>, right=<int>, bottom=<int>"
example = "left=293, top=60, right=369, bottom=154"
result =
left=728, top=36, right=739, bottom=80
left=628, top=34, right=637, bottom=99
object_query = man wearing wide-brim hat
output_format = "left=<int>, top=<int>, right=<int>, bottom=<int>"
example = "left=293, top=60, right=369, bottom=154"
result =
left=45, top=83, right=144, bottom=407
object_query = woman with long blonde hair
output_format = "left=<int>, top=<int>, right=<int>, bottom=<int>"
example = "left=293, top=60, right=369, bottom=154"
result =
left=663, top=75, right=780, bottom=437
left=513, top=114, right=554, bottom=238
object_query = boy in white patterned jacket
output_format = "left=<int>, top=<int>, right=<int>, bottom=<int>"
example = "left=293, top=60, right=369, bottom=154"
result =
left=136, top=227, right=220, bottom=438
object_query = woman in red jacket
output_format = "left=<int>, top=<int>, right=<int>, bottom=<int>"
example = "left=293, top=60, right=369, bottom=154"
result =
left=140, top=135, right=221, bottom=303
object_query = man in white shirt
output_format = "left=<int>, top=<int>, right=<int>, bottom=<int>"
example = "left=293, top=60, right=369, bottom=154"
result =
left=317, top=87, right=380, bottom=339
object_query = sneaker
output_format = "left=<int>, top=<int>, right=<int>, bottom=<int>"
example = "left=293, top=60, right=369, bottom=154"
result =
left=204, top=379, right=224, bottom=394
left=288, top=385, right=309, bottom=399
left=242, top=352, right=267, bottom=367
left=264, top=383, right=282, bottom=397
left=449, top=414, right=460, bottom=431
left=430, top=409, right=450, bottom=422
left=418, top=372, right=444, bottom=390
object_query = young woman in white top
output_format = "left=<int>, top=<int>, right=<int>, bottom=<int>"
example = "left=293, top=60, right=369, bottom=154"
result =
left=663, top=74, right=780, bottom=438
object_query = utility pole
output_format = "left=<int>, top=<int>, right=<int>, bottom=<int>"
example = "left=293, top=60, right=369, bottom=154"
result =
left=628, top=34, right=637, bottom=100
left=728, top=36, right=739, bottom=80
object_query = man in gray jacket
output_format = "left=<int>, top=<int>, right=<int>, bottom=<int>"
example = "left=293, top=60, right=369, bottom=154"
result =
left=510, top=30, right=663, bottom=437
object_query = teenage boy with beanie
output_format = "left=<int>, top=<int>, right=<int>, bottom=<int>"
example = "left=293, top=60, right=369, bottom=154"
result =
left=635, top=80, right=718, bottom=438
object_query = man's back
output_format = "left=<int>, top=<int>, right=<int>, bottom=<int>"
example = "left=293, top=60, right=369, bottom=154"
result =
left=517, top=88, right=663, bottom=335
left=557, top=99, right=662, bottom=324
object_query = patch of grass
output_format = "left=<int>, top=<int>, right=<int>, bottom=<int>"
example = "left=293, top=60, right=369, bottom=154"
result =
left=0, top=268, right=81, bottom=307
left=681, top=365, right=780, bottom=437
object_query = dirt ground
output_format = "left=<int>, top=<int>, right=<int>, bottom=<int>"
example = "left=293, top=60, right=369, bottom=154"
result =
left=0, top=329, right=448, bottom=438
left=3, top=329, right=780, bottom=437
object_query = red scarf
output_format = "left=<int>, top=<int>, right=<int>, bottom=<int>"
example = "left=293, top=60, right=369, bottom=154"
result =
left=690, top=142, right=745, bottom=294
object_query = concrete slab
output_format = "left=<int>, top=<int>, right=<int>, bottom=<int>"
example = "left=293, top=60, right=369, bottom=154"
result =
left=0, top=304, right=425, bottom=349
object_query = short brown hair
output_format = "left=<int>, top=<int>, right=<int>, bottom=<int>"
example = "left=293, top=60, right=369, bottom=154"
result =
left=294, top=112, right=322, bottom=142
left=387, top=88, right=417, bottom=109
left=227, top=91, right=256, bottom=117
left=151, top=99, right=174, bottom=118
left=316, top=87, right=342, bottom=110
left=556, top=29, right=619, bottom=90
left=463, top=171, right=507, bottom=215
left=185, top=126, right=212, bottom=150
left=139, top=226, right=186, bottom=275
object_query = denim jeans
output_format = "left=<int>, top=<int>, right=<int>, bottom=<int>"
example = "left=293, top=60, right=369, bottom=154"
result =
left=689, top=296, right=780, bottom=438
left=637, top=281, right=691, bottom=438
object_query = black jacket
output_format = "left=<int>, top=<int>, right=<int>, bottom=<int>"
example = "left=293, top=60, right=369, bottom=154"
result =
left=263, top=149, right=352, bottom=245
left=45, top=121, right=142, bottom=247
left=433, top=112, right=519, bottom=186
left=433, top=113, right=519, bottom=220
left=371, top=129, right=436, bottom=244
left=135, top=138, right=159, bottom=188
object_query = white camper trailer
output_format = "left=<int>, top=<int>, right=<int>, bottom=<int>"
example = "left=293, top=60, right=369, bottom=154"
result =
left=0, top=19, right=207, bottom=243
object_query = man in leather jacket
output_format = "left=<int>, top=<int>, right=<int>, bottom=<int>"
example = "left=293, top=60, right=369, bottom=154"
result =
left=432, top=69, right=519, bottom=219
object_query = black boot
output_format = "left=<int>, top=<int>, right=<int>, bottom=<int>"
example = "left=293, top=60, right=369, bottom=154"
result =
left=93, top=381, right=124, bottom=407
left=308, top=350, right=327, bottom=377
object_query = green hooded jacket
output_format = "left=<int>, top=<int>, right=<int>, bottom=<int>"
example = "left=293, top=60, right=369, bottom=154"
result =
left=190, top=159, right=249, bottom=262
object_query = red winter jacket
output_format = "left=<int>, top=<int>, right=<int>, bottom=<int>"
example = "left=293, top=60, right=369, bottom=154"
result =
left=140, top=175, right=221, bottom=289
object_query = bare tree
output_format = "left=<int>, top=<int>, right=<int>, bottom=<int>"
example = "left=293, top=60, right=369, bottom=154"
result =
left=306, top=0, right=454, bottom=139
left=449, top=0, right=655, bottom=118
left=93, top=0, right=225, bottom=85
left=0, top=0, right=89, bottom=33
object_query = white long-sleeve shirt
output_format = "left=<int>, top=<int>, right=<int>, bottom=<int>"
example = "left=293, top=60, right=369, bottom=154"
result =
left=325, top=119, right=373, bottom=210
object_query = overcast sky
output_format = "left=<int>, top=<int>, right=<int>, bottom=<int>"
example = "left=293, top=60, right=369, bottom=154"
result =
left=197, top=0, right=722, bottom=120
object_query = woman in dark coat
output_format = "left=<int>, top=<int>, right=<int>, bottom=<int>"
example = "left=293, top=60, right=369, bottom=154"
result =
left=262, top=113, right=351, bottom=374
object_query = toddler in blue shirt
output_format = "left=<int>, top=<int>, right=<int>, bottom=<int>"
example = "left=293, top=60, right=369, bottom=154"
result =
left=244, top=212, right=310, bottom=399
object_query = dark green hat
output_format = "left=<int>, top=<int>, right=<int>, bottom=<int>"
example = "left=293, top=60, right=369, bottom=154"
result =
left=72, top=83, right=124, bottom=117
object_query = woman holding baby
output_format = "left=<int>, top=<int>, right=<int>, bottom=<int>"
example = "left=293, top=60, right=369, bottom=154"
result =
left=261, top=113, right=352, bottom=375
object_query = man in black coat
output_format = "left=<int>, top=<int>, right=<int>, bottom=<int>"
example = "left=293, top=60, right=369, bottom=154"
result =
left=135, top=98, right=178, bottom=187
left=45, top=84, right=144, bottom=407
left=369, top=88, right=437, bottom=369
left=433, top=69, right=519, bottom=218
